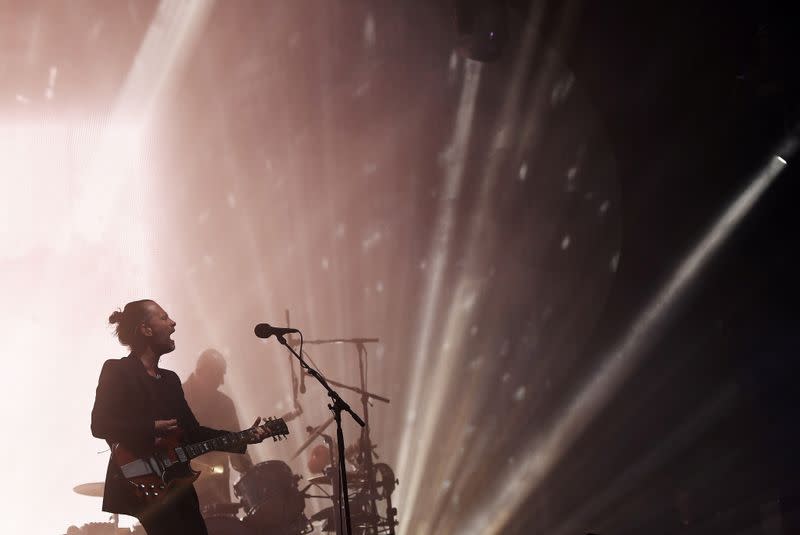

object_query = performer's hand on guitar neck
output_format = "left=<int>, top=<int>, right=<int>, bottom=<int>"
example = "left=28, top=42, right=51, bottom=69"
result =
left=154, top=419, right=178, bottom=436
left=244, top=416, right=271, bottom=444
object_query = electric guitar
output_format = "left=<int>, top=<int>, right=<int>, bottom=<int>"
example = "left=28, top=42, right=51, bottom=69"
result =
left=112, top=417, right=289, bottom=504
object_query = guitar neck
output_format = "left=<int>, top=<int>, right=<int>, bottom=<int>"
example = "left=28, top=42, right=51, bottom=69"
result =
left=180, top=430, right=250, bottom=461
left=178, top=418, right=287, bottom=461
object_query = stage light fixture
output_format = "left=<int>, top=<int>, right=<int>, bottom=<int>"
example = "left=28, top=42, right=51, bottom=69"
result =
left=455, top=0, right=509, bottom=62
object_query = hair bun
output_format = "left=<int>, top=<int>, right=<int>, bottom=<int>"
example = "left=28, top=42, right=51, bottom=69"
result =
left=109, top=310, right=124, bottom=324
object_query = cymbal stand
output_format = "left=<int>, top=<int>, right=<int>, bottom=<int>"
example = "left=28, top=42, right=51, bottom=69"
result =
left=353, top=342, right=396, bottom=535
left=322, top=432, right=342, bottom=535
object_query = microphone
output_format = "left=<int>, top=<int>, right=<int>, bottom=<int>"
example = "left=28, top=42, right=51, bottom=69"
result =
left=254, top=323, right=299, bottom=339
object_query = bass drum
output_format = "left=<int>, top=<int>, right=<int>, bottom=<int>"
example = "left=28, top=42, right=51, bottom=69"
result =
left=234, top=460, right=306, bottom=531
left=204, top=515, right=253, bottom=535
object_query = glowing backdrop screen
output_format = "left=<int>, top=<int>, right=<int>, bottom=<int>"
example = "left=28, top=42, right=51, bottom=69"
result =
left=0, top=2, right=625, bottom=534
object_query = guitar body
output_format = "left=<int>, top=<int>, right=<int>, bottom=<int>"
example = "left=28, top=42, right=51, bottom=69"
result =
left=112, top=429, right=200, bottom=505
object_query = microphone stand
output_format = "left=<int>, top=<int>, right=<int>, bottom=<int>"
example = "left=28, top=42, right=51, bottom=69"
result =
left=274, top=334, right=365, bottom=535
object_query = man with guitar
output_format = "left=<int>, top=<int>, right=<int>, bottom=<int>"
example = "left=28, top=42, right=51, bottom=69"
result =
left=91, top=299, right=280, bottom=535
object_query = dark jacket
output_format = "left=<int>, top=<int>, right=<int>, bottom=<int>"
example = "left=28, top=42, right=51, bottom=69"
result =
left=90, top=355, right=245, bottom=516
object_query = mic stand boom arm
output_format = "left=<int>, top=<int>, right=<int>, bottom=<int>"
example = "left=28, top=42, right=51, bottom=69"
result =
left=275, top=334, right=364, bottom=535
left=301, top=371, right=391, bottom=404
left=288, top=337, right=379, bottom=346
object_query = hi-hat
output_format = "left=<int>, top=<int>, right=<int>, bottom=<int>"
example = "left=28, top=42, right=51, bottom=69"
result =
left=73, top=482, right=105, bottom=497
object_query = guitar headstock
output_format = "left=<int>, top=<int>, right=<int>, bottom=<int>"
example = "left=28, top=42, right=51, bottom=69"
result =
left=260, top=416, right=290, bottom=441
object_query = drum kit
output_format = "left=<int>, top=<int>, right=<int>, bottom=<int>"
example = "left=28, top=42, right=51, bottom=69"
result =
left=70, top=448, right=395, bottom=535
left=70, top=424, right=397, bottom=535
left=68, top=323, right=398, bottom=535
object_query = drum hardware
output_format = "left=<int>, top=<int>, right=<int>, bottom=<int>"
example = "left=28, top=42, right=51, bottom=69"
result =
left=62, top=523, right=123, bottom=535
left=307, top=470, right=367, bottom=488
left=291, top=341, right=397, bottom=535
left=264, top=312, right=398, bottom=534
left=72, top=522, right=119, bottom=535
left=72, top=482, right=121, bottom=532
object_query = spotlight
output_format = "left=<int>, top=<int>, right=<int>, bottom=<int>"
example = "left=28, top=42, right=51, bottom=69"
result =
left=454, top=0, right=508, bottom=62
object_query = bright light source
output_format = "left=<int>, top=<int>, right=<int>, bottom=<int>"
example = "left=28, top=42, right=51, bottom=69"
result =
left=0, top=1, right=216, bottom=532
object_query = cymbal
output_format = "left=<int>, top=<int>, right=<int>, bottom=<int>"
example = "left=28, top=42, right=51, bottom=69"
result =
left=292, top=416, right=335, bottom=460
left=73, top=482, right=105, bottom=497
left=192, top=459, right=227, bottom=481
